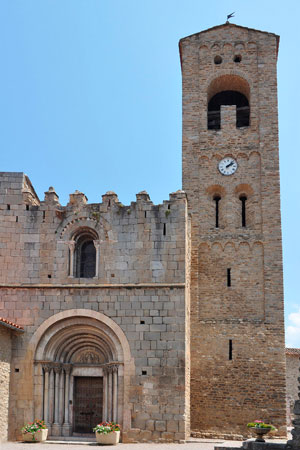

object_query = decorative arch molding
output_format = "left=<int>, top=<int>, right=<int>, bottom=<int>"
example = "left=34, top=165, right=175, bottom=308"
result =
left=29, top=310, right=134, bottom=437
left=206, top=184, right=226, bottom=199
left=199, top=151, right=260, bottom=163
left=200, top=240, right=264, bottom=253
left=234, top=183, right=254, bottom=198
left=58, top=215, right=112, bottom=242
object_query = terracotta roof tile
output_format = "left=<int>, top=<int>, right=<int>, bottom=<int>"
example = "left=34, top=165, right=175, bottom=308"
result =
left=0, top=317, right=24, bottom=332
left=286, top=348, right=300, bottom=356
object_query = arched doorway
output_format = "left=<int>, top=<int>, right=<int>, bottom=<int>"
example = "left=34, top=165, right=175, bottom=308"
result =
left=30, top=310, right=133, bottom=437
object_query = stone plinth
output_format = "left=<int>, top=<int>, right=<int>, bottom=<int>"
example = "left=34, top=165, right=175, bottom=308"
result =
left=286, top=399, right=300, bottom=449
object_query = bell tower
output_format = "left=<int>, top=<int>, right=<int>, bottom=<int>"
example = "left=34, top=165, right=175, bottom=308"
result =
left=180, top=23, right=286, bottom=437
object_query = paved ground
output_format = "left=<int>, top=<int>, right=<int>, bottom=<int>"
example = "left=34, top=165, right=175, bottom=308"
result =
left=0, top=438, right=288, bottom=450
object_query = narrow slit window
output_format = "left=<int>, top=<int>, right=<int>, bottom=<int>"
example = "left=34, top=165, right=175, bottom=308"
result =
left=163, top=223, right=166, bottom=236
left=213, top=195, right=221, bottom=228
left=26, top=205, right=29, bottom=211
left=7, top=204, right=10, bottom=210
left=240, top=195, right=247, bottom=227
left=227, top=268, right=231, bottom=287
left=229, top=340, right=233, bottom=360
left=144, top=211, right=147, bottom=218
left=16, top=216, right=18, bottom=222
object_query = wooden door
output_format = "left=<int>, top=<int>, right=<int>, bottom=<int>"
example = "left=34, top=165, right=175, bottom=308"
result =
left=74, top=376, right=103, bottom=433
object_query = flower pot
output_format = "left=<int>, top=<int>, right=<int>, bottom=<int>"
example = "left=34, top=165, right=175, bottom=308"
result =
left=249, top=427, right=272, bottom=442
left=95, top=430, right=120, bottom=445
left=22, top=428, right=48, bottom=442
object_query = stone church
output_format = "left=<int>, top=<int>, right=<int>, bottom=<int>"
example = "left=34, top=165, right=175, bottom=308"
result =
left=0, top=22, right=287, bottom=442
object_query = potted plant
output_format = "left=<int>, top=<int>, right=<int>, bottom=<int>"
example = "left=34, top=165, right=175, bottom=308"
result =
left=21, top=419, right=48, bottom=442
left=247, top=420, right=277, bottom=442
left=93, top=421, right=121, bottom=445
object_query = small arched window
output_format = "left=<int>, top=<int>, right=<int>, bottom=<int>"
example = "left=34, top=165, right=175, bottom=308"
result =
left=213, top=195, right=221, bottom=228
left=239, top=195, right=247, bottom=227
left=72, top=229, right=98, bottom=278
left=208, top=90, right=250, bottom=130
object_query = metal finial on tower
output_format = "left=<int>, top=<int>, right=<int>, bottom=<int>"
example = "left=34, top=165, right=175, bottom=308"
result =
left=226, top=12, right=235, bottom=23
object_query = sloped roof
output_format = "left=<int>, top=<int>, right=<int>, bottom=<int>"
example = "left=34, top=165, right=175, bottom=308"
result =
left=180, top=22, right=279, bottom=42
left=0, top=317, right=24, bottom=332
left=179, top=22, right=280, bottom=59
left=286, top=348, right=300, bottom=356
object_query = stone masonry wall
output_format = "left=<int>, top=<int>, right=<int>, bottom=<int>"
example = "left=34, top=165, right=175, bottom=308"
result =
left=286, top=352, right=300, bottom=425
left=0, top=173, right=190, bottom=442
left=180, top=24, right=286, bottom=438
left=0, top=326, right=12, bottom=442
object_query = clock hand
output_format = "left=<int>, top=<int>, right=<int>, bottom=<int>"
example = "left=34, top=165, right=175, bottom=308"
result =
left=226, top=161, right=234, bottom=168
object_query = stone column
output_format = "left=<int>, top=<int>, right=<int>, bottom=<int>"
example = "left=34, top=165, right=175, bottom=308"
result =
left=107, top=367, right=113, bottom=422
left=62, top=365, right=72, bottom=436
left=58, top=368, right=65, bottom=426
left=48, top=365, right=55, bottom=428
left=112, top=365, right=118, bottom=423
left=103, top=368, right=108, bottom=422
left=52, top=365, right=62, bottom=436
left=68, top=241, right=75, bottom=277
left=42, top=364, right=50, bottom=427
left=93, top=240, right=100, bottom=277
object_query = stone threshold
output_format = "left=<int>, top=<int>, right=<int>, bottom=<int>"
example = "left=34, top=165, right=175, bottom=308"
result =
left=0, top=283, right=185, bottom=289
left=46, top=441, right=97, bottom=446
left=46, top=435, right=97, bottom=445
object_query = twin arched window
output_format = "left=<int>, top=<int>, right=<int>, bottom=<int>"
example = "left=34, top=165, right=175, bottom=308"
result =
left=213, top=194, right=248, bottom=228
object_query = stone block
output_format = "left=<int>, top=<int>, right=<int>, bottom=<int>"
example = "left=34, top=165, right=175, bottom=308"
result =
left=155, top=420, right=166, bottom=432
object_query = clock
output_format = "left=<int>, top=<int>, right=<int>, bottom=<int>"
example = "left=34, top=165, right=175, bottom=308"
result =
left=218, top=157, right=238, bottom=176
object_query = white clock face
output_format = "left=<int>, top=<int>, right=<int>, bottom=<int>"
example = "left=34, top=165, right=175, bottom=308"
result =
left=218, top=157, right=238, bottom=176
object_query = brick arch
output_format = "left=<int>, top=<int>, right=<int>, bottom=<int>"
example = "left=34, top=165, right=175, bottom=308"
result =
left=207, top=73, right=250, bottom=103
left=205, top=69, right=252, bottom=98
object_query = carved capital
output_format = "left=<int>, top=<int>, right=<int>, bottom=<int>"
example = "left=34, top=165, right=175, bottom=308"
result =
left=63, top=364, right=72, bottom=375
left=93, top=240, right=101, bottom=249
left=103, top=363, right=119, bottom=374
left=53, top=364, right=62, bottom=374
left=68, top=241, right=76, bottom=252
left=42, top=363, right=52, bottom=373
left=111, top=364, right=119, bottom=373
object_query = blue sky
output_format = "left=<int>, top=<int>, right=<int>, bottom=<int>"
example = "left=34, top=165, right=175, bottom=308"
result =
left=0, top=0, right=299, bottom=346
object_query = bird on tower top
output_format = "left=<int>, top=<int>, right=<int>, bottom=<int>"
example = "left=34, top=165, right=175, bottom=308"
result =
left=226, top=12, right=235, bottom=23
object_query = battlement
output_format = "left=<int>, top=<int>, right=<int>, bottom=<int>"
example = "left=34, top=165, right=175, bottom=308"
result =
left=0, top=172, right=188, bottom=286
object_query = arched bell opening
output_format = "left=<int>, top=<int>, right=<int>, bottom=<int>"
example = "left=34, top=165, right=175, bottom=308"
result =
left=31, top=311, right=133, bottom=438
left=207, top=74, right=250, bottom=129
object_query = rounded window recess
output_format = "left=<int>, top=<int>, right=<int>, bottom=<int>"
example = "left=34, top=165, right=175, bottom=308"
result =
left=234, top=55, right=242, bottom=63
left=214, top=55, right=222, bottom=65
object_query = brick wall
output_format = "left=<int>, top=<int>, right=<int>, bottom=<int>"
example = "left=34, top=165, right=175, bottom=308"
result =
left=180, top=23, right=286, bottom=437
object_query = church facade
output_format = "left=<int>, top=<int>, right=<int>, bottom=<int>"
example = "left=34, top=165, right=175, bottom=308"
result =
left=0, top=23, right=286, bottom=442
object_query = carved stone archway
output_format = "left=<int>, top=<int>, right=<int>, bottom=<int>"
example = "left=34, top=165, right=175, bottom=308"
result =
left=29, top=310, right=134, bottom=437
